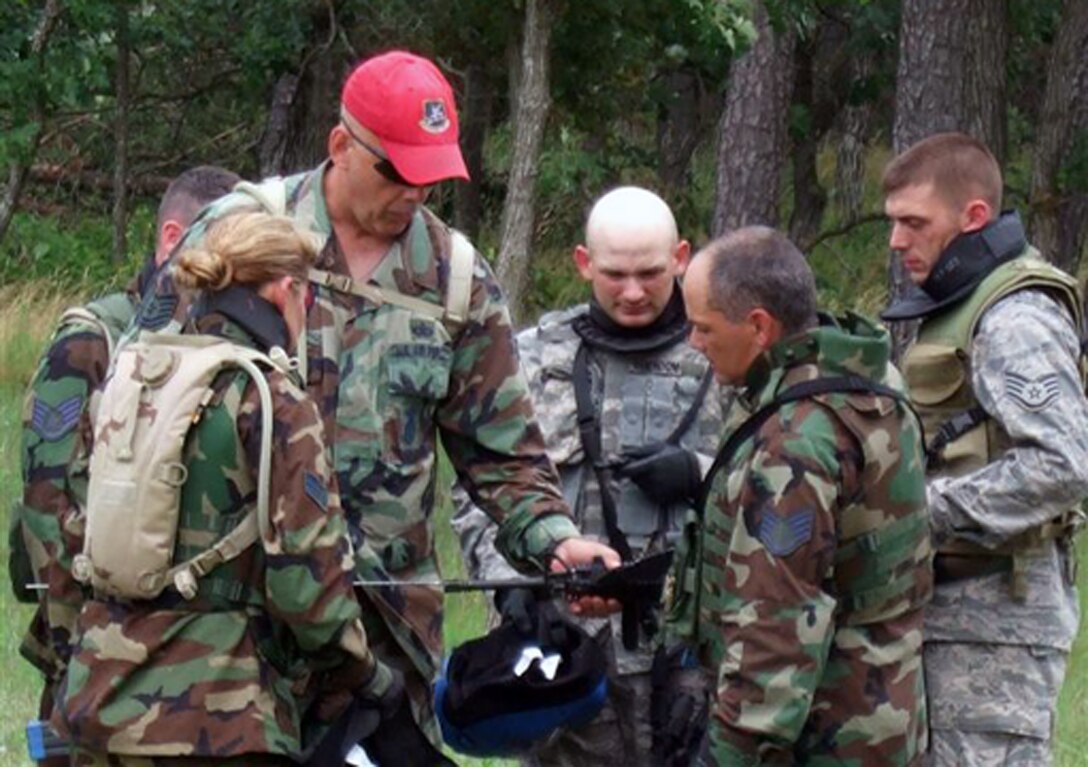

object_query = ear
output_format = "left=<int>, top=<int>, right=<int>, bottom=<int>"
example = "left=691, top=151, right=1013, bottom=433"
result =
left=573, top=244, right=594, bottom=282
left=961, top=198, right=993, bottom=234
left=748, top=307, right=783, bottom=350
left=156, top=220, right=184, bottom=265
left=328, top=124, right=351, bottom=167
left=672, top=239, right=691, bottom=276
left=258, top=275, right=294, bottom=314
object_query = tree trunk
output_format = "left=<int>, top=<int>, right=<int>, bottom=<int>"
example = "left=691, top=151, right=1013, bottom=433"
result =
left=495, top=0, right=557, bottom=326
left=711, top=0, right=796, bottom=236
left=259, top=73, right=300, bottom=178
left=1029, top=0, right=1088, bottom=274
left=889, top=0, right=1009, bottom=358
left=0, top=0, right=64, bottom=245
left=453, top=62, right=493, bottom=241
left=111, top=0, right=130, bottom=264
left=657, top=66, right=705, bottom=196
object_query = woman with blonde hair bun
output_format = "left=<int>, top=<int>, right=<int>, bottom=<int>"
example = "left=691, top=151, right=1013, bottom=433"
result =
left=57, top=211, right=404, bottom=766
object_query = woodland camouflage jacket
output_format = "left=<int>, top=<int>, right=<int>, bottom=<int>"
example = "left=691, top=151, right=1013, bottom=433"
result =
left=53, top=296, right=387, bottom=759
left=681, top=314, right=932, bottom=766
left=133, top=163, right=578, bottom=679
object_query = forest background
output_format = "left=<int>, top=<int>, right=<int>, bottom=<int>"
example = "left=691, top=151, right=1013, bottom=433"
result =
left=1, top=0, right=1088, bottom=764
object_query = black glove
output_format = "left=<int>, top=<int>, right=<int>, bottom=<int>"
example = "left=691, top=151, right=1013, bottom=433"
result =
left=619, top=444, right=701, bottom=506
left=362, top=690, right=455, bottom=767
left=304, top=665, right=406, bottom=765
left=494, top=587, right=538, bottom=635
left=650, top=645, right=710, bottom=767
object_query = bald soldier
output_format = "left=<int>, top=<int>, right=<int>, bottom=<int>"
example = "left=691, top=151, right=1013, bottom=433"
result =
left=454, top=186, right=729, bottom=766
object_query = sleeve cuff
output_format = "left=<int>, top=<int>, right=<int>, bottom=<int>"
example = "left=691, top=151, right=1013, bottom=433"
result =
left=495, top=510, right=580, bottom=573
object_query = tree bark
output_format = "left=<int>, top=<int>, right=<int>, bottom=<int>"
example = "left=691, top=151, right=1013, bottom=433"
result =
left=711, top=0, right=796, bottom=236
left=0, top=0, right=64, bottom=246
left=787, top=20, right=850, bottom=247
left=657, top=66, right=706, bottom=196
left=962, top=0, right=1009, bottom=164
left=889, top=0, right=1009, bottom=358
left=495, top=0, right=557, bottom=326
left=1029, top=0, right=1088, bottom=273
left=111, top=0, right=130, bottom=264
left=453, top=62, right=493, bottom=240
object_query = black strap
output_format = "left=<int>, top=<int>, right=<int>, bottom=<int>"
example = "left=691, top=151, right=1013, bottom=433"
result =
left=572, top=344, right=640, bottom=651
left=697, top=375, right=913, bottom=513
left=925, top=406, right=988, bottom=469
left=572, top=343, right=634, bottom=563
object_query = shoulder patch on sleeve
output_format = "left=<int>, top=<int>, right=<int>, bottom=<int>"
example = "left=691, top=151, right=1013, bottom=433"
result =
left=1004, top=370, right=1061, bottom=411
left=757, top=507, right=815, bottom=557
left=304, top=471, right=329, bottom=511
left=31, top=395, right=84, bottom=441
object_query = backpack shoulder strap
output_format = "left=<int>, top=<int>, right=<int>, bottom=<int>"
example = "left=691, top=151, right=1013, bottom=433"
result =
left=58, top=305, right=117, bottom=360
left=233, top=177, right=288, bottom=216
left=444, top=230, right=475, bottom=326
left=165, top=344, right=280, bottom=598
left=697, top=375, right=912, bottom=513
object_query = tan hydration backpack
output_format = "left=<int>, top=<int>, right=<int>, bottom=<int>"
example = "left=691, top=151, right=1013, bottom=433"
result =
left=72, top=332, right=291, bottom=601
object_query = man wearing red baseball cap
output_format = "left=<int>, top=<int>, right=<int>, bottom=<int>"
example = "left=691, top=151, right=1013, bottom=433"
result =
left=133, top=50, right=621, bottom=764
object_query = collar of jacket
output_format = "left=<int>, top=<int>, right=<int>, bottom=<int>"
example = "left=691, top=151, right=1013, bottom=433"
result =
left=571, top=284, right=689, bottom=354
left=192, top=284, right=290, bottom=352
left=881, top=210, right=1027, bottom=322
left=741, top=311, right=893, bottom=409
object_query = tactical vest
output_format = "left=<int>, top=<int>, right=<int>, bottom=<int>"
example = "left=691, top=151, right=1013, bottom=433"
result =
left=905, top=250, right=1083, bottom=475
left=903, top=252, right=1084, bottom=589
left=572, top=346, right=712, bottom=555
left=73, top=332, right=291, bottom=603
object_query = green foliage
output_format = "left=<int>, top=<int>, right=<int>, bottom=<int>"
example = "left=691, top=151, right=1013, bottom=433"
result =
left=0, top=205, right=152, bottom=289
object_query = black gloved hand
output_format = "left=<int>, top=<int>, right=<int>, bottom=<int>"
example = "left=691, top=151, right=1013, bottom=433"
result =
left=362, top=689, right=455, bottom=767
left=619, top=443, right=701, bottom=506
left=495, top=586, right=538, bottom=635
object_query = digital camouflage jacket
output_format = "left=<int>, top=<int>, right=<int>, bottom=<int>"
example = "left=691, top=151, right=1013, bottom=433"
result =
left=133, top=163, right=579, bottom=682
left=454, top=301, right=730, bottom=675
left=671, top=313, right=932, bottom=766
left=54, top=291, right=387, bottom=759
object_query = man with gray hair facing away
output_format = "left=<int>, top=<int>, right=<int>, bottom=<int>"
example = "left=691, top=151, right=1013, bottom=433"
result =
left=454, top=186, right=729, bottom=766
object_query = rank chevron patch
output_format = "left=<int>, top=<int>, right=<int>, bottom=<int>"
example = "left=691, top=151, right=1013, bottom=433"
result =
left=757, top=508, right=815, bottom=557
left=1004, top=370, right=1060, bottom=411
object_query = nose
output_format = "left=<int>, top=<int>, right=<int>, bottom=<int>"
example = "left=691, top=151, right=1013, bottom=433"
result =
left=889, top=222, right=909, bottom=252
left=687, top=327, right=704, bottom=352
left=620, top=277, right=645, bottom=303
left=402, top=185, right=430, bottom=204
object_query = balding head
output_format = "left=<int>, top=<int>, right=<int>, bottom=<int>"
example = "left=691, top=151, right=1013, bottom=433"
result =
left=574, top=186, right=689, bottom=328
left=585, top=186, right=679, bottom=255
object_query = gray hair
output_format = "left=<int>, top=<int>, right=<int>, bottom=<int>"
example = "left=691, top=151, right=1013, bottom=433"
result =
left=701, top=226, right=817, bottom=336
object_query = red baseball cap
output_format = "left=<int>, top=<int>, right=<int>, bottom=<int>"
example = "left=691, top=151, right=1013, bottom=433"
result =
left=341, top=50, right=469, bottom=186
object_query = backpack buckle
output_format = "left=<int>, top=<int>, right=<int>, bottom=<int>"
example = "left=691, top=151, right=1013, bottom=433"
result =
left=173, top=569, right=199, bottom=600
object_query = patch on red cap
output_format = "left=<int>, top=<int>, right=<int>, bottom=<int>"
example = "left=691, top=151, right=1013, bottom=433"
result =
left=341, top=50, right=469, bottom=185
left=420, top=99, right=451, bottom=134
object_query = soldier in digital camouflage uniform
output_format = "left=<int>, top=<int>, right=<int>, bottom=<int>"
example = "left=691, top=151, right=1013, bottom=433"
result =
left=130, top=50, right=620, bottom=749
left=11, top=166, right=240, bottom=755
left=53, top=213, right=407, bottom=765
left=669, top=226, right=932, bottom=765
left=881, top=133, right=1088, bottom=766
left=452, top=186, right=730, bottom=766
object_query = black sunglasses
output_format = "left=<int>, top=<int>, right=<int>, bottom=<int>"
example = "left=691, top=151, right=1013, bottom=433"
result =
left=341, top=122, right=418, bottom=187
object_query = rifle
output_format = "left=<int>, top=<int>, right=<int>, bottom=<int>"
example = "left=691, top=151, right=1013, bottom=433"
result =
left=436, top=550, right=673, bottom=604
